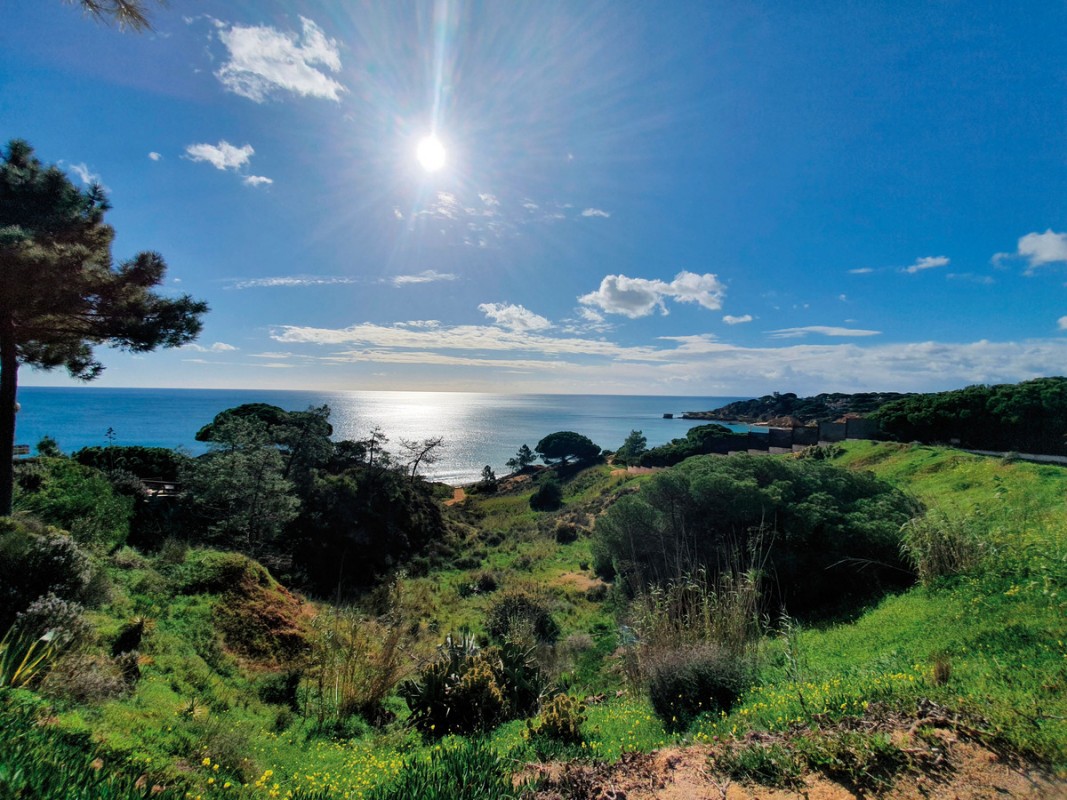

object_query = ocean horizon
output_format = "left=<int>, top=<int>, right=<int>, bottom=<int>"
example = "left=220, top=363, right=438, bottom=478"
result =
left=14, top=386, right=751, bottom=485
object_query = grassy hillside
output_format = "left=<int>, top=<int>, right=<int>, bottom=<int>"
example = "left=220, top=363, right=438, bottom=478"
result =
left=1, top=443, right=1064, bottom=798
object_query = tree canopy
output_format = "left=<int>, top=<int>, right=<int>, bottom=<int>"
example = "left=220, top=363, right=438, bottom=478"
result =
left=872, top=377, right=1067, bottom=455
left=534, top=431, right=601, bottom=466
left=592, top=454, right=920, bottom=616
left=0, top=139, right=207, bottom=514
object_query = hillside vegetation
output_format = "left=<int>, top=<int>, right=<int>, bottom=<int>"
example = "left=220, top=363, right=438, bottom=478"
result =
left=1, top=430, right=1064, bottom=799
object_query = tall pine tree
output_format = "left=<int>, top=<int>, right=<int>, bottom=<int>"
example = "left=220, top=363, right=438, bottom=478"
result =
left=0, top=139, right=207, bottom=514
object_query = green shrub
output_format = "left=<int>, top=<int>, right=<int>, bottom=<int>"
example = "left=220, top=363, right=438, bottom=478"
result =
left=526, top=693, right=587, bottom=744
left=13, top=457, right=133, bottom=552
left=646, top=644, right=751, bottom=731
left=900, top=511, right=986, bottom=585
left=0, top=517, right=94, bottom=629
left=400, top=635, right=545, bottom=738
left=484, top=589, right=560, bottom=645
left=594, top=454, right=920, bottom=616
left=529, top=478, right=563, bottom=512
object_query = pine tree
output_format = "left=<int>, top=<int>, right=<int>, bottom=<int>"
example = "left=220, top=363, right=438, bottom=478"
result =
left=0, top=140, right=207, bottom=514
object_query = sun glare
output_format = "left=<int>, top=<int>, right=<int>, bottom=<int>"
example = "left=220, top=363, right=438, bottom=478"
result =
left=416, top=135, right=446, bottom=172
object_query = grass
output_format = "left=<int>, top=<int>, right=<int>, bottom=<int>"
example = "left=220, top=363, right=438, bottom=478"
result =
left=3, top=442, right=1065, bottom=798
left=692, top=441, right=1067, bottom=767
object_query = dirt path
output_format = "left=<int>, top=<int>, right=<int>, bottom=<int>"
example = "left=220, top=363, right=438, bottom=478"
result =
left=522, top=717, right=1067, bottom=800
left=445, top=487, right=467, bottom=506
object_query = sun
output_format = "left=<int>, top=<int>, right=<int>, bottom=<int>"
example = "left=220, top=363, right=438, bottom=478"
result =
left=416, top=135, right=446, bottom=172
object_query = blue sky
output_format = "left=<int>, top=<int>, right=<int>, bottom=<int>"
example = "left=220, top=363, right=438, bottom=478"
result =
left=3, top=1, right=1066, bottom=396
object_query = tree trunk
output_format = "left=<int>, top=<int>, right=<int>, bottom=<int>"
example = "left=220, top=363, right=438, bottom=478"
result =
left=0, top=312, right=18, bottom=516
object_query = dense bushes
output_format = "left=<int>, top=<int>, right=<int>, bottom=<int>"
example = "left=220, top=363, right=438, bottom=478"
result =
left=593, top=454, right=920, bottom=616
left=0, top=517, right=95, bottom=630
left=13, top=458, right=133, bottom=551
left=400, top=635, right=545, bottom=737
left=647, top=644, right=749, bottom=731
left=484, top=589, right=560, bottom=645
left=529, top=477, right=563, bottom=512
left=873, top=376, right=1067, bottom=455
left=637, top=424, right=737, bottom=467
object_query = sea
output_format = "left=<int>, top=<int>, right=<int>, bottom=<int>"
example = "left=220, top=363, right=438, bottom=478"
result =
left=13, top=387, right=751, bottom=485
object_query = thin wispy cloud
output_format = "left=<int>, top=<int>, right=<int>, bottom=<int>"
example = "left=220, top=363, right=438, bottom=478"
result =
left=391, top=270, right=458, bottom=286
left=1059, top=316, right=1067, bottom=331
left=903, top=256, right=950, bottom=274
left=768, top=326, right=881, bottom=339
left=214, top=16, right=345, bottom=103
left=849, top=267, right=875, bottom=274
left=478, top=303, right=552, bottom=332
left=243, top=175, right=273, bottom=187
left=723, top=314, right=753, bottom=325
left=579, top=271, right=726, bottom=318
left=183, top=341, right=239, bottom=352
left=270, top=320, right=1067, bottom=395
left=231, top=275, right=359, bottom=289
left=67, top=162, right=101, bottom=186
left=408, top=191, right=615, bottom=248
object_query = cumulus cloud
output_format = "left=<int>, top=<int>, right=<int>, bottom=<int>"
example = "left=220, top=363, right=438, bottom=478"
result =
left=768, top=326, right=881, bottom=339
left=998, top=230, right=1067, bottom=273
left=148, top=152, right=162, bottom=161
left=903, top=256, right=950, bottom=274
left=579, top=271, right=725, bottom=318
left=215, top=16, right=345, bottom=102
left=723, top=314, right=753, bottom=325
left=183, top=342, right=238, bottom=352
left=185, top=141, right=254, bottom=171
left=185, top=141, right=272, bottom=187
left=581, top=208, right=611, bottom=218
left=478, top=303, right=552, bottom=332
left=392, top=270, right=457, bottom=286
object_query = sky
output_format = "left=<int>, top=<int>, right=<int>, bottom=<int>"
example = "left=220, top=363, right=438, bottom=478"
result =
left=2, top=1, right=1066, bottom=397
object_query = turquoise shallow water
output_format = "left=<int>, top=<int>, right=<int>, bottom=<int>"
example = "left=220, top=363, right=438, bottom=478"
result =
left=14, top=387, right=749, bottom=484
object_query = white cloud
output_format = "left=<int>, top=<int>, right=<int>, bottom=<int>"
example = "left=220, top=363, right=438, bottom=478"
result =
left=183, top=342, right=238, bottom=352
left=185, top=141, right=254, bottom=171
left=479, top=193, right=500, bottom=207
left=215, top=16, right=345, bottom=102
left=722, top=314, right=753, bottom=325
left=579, top=271, right=725, bottom=318
left=148, top=152, right=162, bottom=161
left=849, top=267, right=874, bottom=274
left=581, top=208, right=611, bottom=218
left=269, top=320, right=1067, bottom=396
left=768, top=326, right=881, bottom=339
left=231, top=275, right=359, bottom=289
left=392, top=270, right=458, bottom=286
left=478, top=303, right=552, bottom=332
left=903, top=255, right=950, bottom=274
left=1017, top=230, right=1067, bottom=272
left=1059, top=316, right=1067, bottom=331
left=68, top=162, right=100, bottom=185
left=243, top=175, right=273, bottom=187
